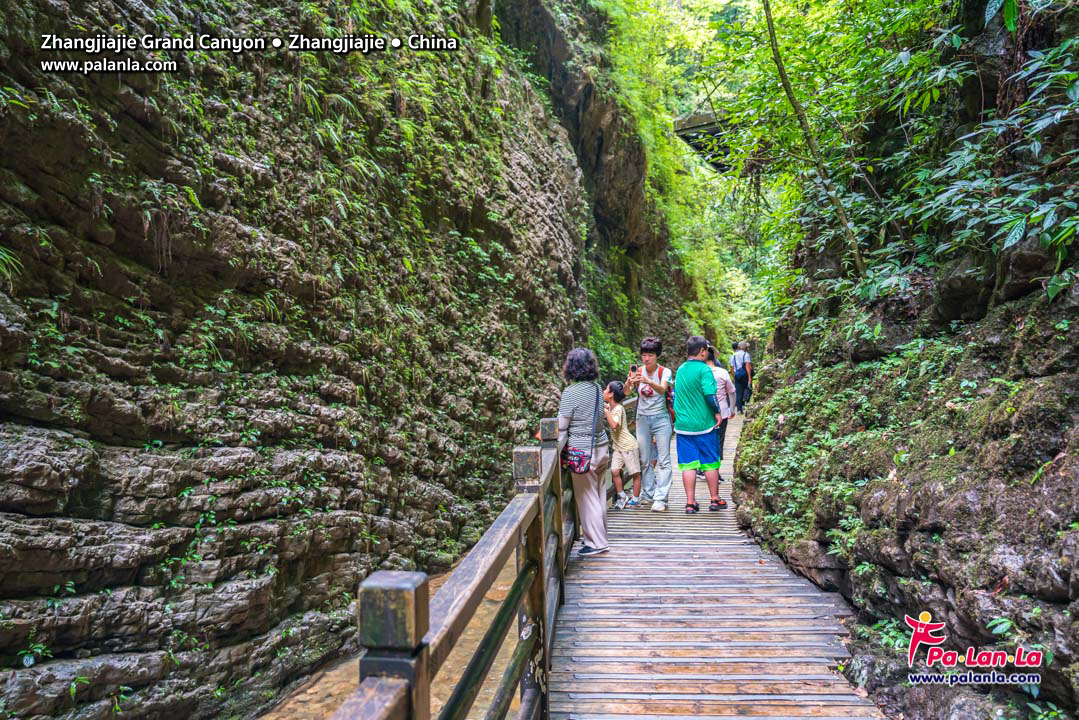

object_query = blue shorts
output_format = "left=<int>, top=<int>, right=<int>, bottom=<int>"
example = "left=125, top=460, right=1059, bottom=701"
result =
left=676, top=430, right=720, bottom=472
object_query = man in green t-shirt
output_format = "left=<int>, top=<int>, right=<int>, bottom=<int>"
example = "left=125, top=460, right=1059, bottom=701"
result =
left=673, top=336, right=726, bottom=513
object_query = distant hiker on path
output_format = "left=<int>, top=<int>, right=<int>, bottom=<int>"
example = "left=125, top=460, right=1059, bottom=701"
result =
left=675, top=336, right=727, bottom=514
left=559, top=348, right=611, bottom=556
left=604, top=381, right=641, bottom=510
left=626, top=337, right=674, bottom=512
left=730, top=341, right=753, bottom=414
left=706, top=345, right=736, bottom=470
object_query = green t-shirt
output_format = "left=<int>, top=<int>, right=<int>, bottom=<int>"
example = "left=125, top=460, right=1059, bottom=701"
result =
left=673, top=359, right=718, bottom=435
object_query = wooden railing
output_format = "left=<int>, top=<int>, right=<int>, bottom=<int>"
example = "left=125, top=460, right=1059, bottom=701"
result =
left=331, top=415, right=576, bottom=720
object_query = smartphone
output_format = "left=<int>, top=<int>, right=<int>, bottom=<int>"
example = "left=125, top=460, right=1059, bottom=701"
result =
left=630, top=364, right=638, bottom=373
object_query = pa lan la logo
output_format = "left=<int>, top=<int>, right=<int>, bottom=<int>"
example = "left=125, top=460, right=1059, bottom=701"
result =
left=904, top=610, right=1044, bottom=669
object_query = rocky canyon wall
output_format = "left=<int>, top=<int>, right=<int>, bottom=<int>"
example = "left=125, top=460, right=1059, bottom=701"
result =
left=733, top=1, right=1079, bottom=717
left=499, top=0, right=694, bottom=376
left=0, top=0, right=688, bottom=716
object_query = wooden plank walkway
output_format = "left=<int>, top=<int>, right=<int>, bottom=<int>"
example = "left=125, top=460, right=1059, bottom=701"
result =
left=551, top=415, right=883, bottom=719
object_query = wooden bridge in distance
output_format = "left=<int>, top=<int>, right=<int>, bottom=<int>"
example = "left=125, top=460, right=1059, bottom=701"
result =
left=331, top=401, right=883, bottom=720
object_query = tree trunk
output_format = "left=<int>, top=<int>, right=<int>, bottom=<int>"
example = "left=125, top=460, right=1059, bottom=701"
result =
left=761, top=0, right=866, bottom=276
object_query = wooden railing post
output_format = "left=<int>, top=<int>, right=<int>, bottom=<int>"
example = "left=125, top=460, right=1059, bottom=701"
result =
left=539, top=418, right=568, bottom=587
left=357, top=571, right=431, bottom=720
left=538, top=418, right=559, bottom=448
left=512, top=446, right=541, bottom=493
left=334, top=424, right=575, bottom=720
left=512, top=447, right=549, bottom=720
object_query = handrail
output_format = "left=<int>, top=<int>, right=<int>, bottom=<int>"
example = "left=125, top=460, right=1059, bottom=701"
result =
left=425, top=493, right=538, bottom=674
left=484, top=628, right=538, bottom=720
left=437, top=562, right=537, bottom=720
left=334, top=415, right=576, bottom=720
left=538, top=446, right=558, bottom=492
left=330, top=678, right=409, bottom=720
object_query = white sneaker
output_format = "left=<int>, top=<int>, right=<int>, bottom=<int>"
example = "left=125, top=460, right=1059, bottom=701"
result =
left=614, top=493, right=628, bottom=510
left=651, top=501, right=667, bottom=512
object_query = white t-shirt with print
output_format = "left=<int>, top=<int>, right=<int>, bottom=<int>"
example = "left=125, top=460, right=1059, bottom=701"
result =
left=636, top=365, right=672, bottom=417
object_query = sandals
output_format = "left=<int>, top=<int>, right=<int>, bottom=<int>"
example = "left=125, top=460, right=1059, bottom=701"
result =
left=685, top=503, right=699, bottom=514
left=709, top=498, right=727, bottom=511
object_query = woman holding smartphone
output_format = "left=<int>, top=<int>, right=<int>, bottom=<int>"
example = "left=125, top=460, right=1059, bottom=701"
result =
left=625, top=336, right=673, bottom=512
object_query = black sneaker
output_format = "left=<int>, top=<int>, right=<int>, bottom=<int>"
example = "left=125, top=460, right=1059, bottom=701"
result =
left=578, top=545, right=609, bottom=557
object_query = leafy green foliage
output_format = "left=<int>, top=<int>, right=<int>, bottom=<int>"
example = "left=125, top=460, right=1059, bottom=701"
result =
left=600, top=0, right=1078, bottom=323
left=855, top=617, right=910, bottom=652
left=1026, top=701, right=1066, bottom=720
left=573, top=0, right=773, bottom=345
left=0, top=245, right=22, bottom=292
left=988, top=615, right=1015, bottom=636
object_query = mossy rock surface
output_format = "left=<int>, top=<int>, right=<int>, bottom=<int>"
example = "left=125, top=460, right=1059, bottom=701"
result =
left=736, top=284, right=1079, bottom=715
left=0, top=0, right=700, bottom=715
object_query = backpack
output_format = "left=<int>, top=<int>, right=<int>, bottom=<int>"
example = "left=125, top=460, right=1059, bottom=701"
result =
left=732, top=352, right=749, bottom=382
left=658, top=365, right=675, bottom=423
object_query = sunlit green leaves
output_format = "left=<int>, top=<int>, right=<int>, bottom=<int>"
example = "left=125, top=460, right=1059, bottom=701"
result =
left=1003, top=0, right=1019, bottom=32
left=985, top=0, right=1019, bottom=32
left=585, top=0, right=771, bottom=343
left=599, top=0, right=1077, bottom=314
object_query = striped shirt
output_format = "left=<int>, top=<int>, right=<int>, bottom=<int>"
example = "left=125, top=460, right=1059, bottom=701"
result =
left=558, top=381, right=608, bottom=450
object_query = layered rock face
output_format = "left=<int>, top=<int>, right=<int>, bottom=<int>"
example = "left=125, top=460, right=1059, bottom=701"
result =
left=737, top=286, right=1078, bottom=717
left=733, top=1, right=1079, bottom=716
left=0, top=0, right=687, bottom=716
left=499, top=0, right=693, bottom=374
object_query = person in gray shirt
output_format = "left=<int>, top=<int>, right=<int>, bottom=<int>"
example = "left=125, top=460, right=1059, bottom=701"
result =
left=558, top=347, right=611, bottom=556
left=729, top=341, right=753, bottom=413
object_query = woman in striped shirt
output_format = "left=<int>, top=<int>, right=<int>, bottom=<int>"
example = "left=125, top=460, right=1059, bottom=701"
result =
left=558, top=348, right=611, bottom=556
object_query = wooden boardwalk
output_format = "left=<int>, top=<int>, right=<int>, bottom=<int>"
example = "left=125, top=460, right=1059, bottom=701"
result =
left=551, top=415, right=883, bottom=719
